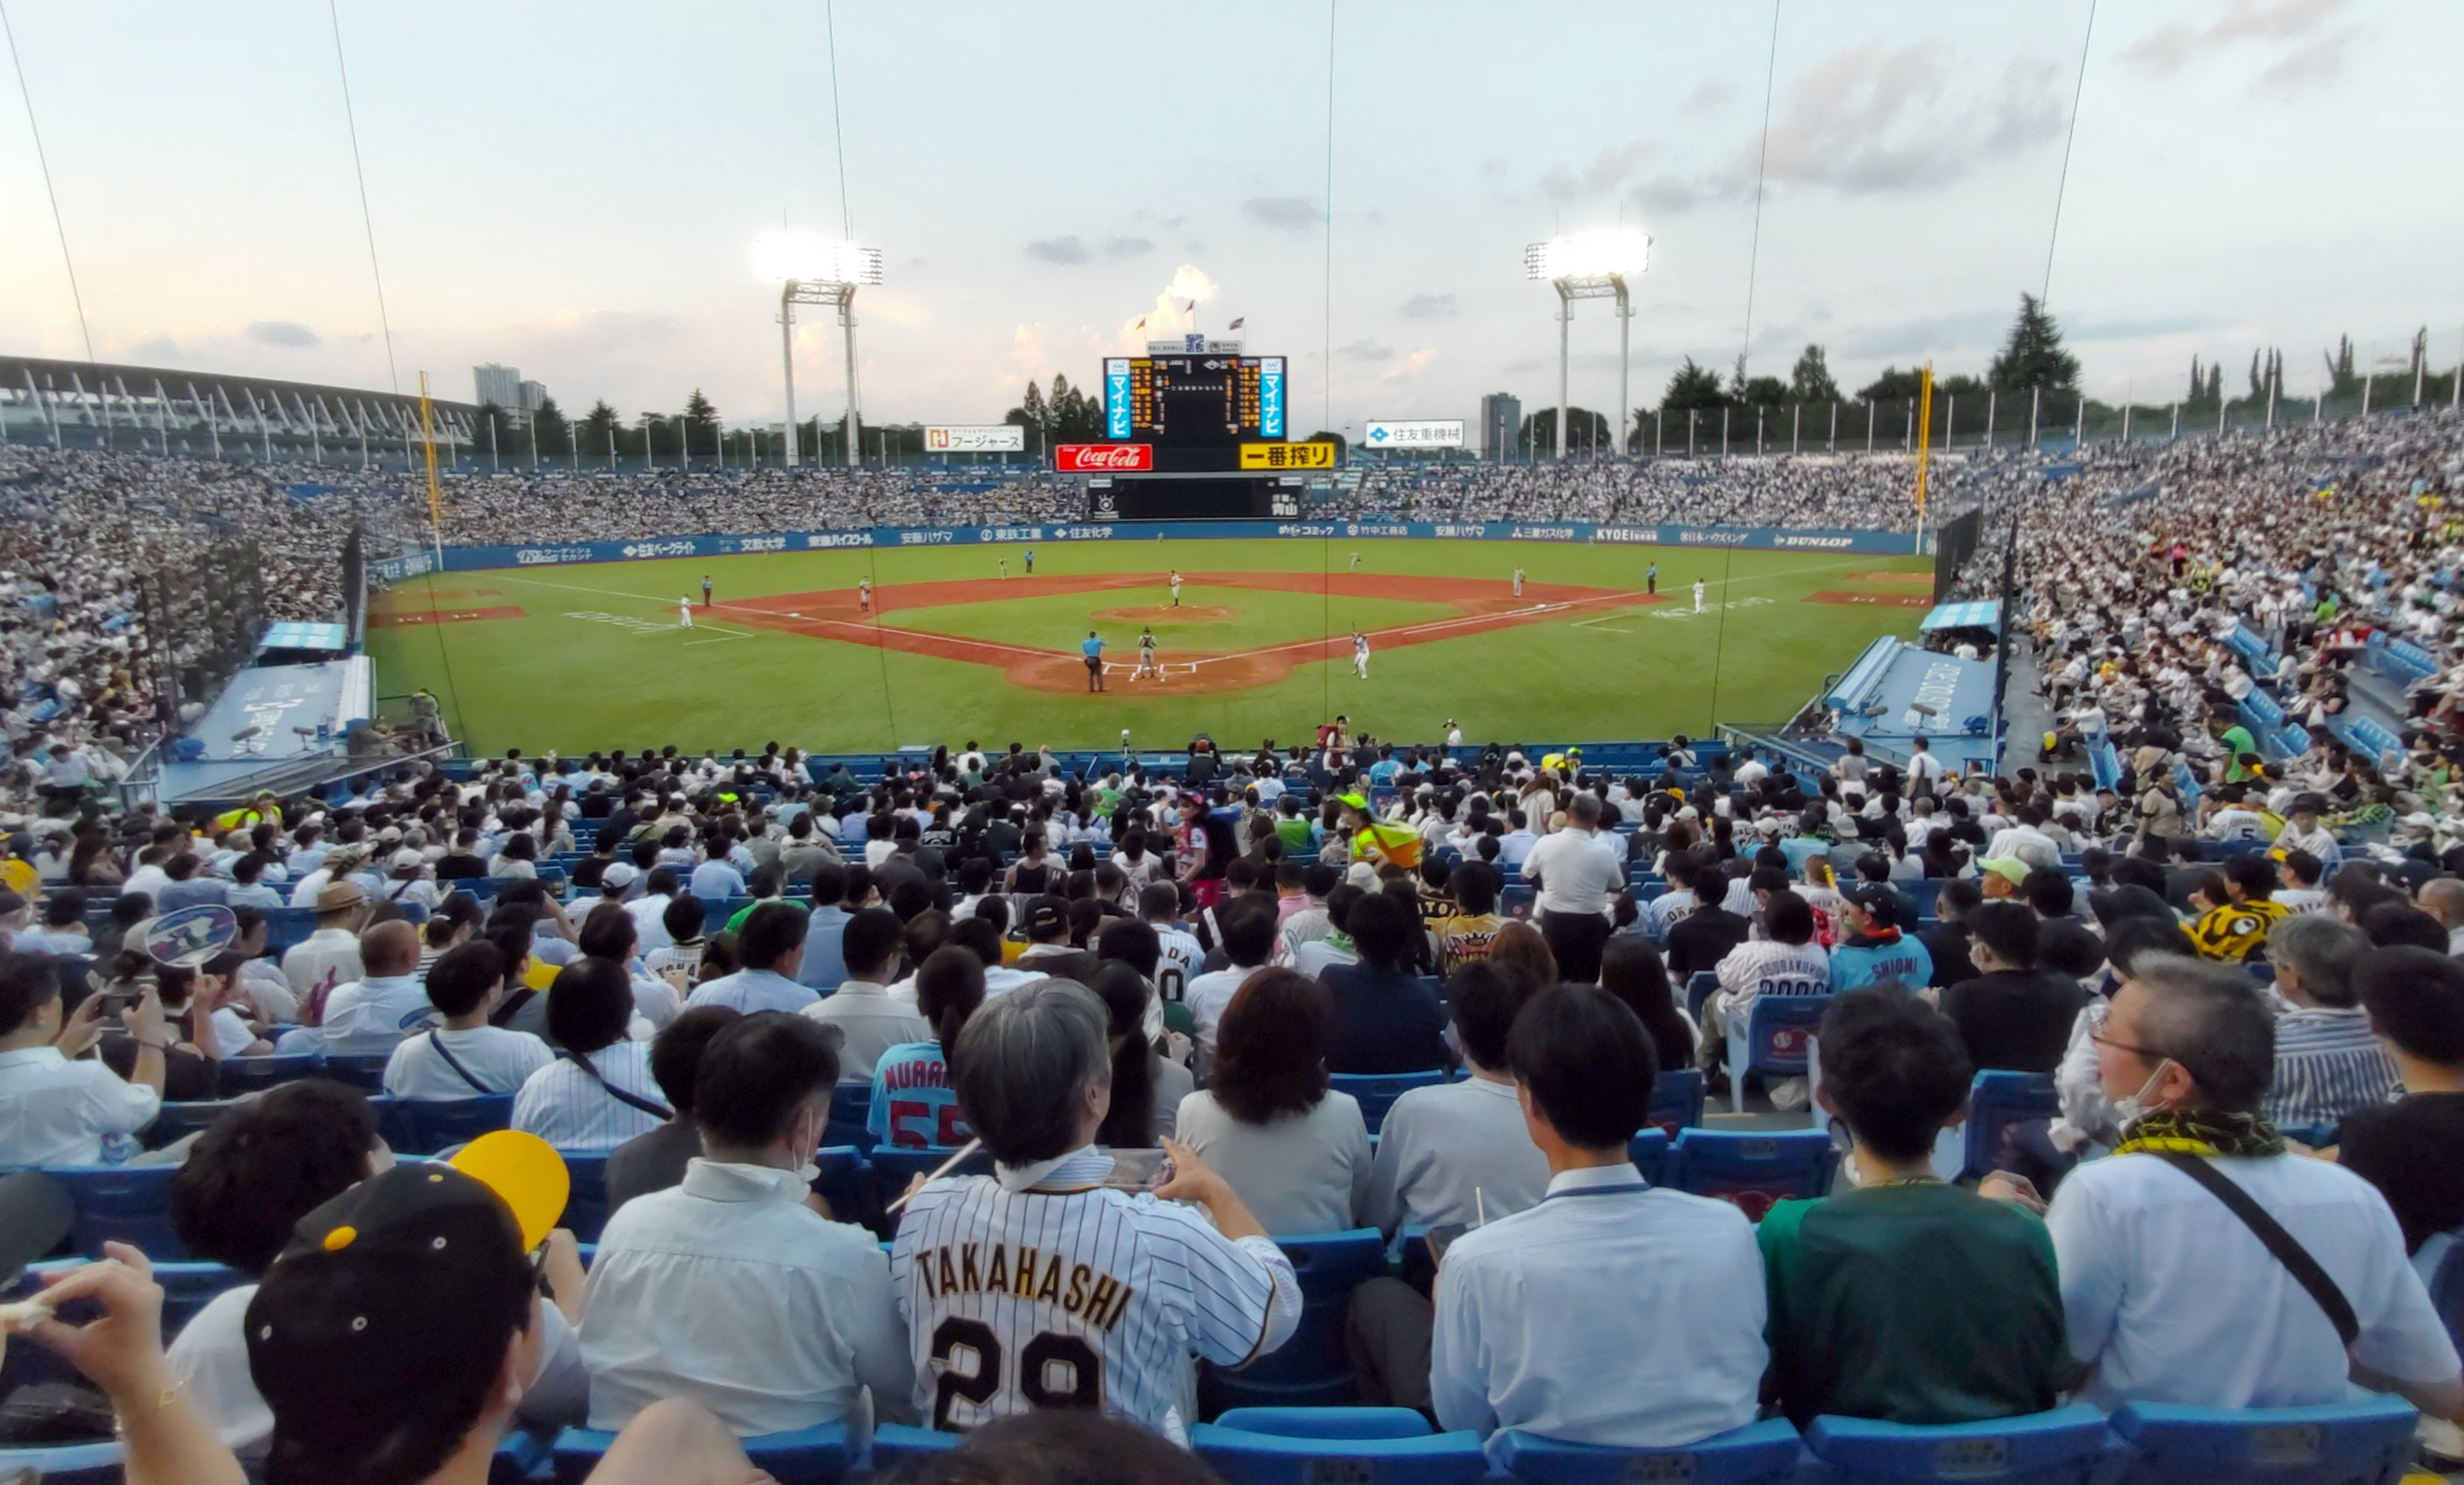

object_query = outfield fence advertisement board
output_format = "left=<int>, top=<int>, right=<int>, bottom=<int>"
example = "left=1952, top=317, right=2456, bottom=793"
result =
left=368, top=520, right=1916, bottom=580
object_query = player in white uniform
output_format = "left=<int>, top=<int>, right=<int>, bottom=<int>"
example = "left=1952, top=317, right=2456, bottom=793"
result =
left=891, top=981, right=1299, bottom=1441
left=1353, top=629, right=1370, bottom=680
left=859, top=577, right=873, bottom=612
left=1348, top=551, right=1361, bottom=571
left=1169, top=571, right=1183, bottom=608
left=1512, top=567, right=1525, bottom=598
left=1133, top=627, right=1161, bottom=682
left=999, top=557, right=1008, bottom=580
left=1693, top=577, right=1707, bottom=613
left=677, top=596, right=693, bottom=629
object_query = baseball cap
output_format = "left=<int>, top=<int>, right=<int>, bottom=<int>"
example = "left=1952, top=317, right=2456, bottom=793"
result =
left=2290, top=791, right=2330, bottom=815
left=390, top=848, right=423, bottom=872
left=1979, top=857, right=2032, bottom=889
left=1840, top=883, right=1900, bottom=928
left=599, top=860, right=639, bottom=890
left=1023, top=897, right=1068, bottom=934
left=314, top=881, right=367, bottom=913
left=246, top=1134, right=567, bottom=1469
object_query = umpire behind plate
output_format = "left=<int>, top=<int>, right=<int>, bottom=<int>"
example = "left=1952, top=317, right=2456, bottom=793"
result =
left=890, top=979, right=1300, bottom=1441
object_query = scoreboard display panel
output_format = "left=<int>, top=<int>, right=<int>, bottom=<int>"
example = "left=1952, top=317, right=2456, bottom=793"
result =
left=1104, top=350, right=1285, bottom=446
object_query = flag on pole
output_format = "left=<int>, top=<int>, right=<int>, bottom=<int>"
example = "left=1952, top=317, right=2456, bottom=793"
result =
left=1228, top=317, right=1245, bottom=330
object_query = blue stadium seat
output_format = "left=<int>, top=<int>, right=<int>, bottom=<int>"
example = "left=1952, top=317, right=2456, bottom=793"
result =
left=1628, top=1127, right=1672, bottom=1184
left=1192, top=1412, right=1488, bottom=1485
left=1329, top=1070, right=1448, bottom=1135
left=1645, top=1068, right=1706, bottom=1138
left=869, top=1423, right=958, bottom=1470
left=1725, top=995, right=1831, bottom=1114
left=1805, top=1405, right=2111, bottom=1484
left=494, top=1428, right=555, bottom=1483
left=217, top=1052, right=322, bottom=1096
left=1494, top=1417, right=1803, bottom=1484
left=553, top=1422, right=849, bottom=1484
left=143, top=1098, right=244, bottom=1149
left=559, top=1151, right=610, bottom=1242
left=827, top=1083, right=877, bottom=1152
left=2423, top=1228, right=2464, bottom=1353
left=2106, top=1396, right=2420, bottom=1484
left=706, top=896, right=753, bottom=934
left=869, top=1143, right=991, bottom=1208
left=1215, top=1407, right=1435, bottom=1439
left=391, top=1093, right=517, bottom=1156
left=1664, top=1130, right=1839, bottom=1223
left=1959, top=1071, right=2069, bottom=1186
left=1204, top=1229, right=1386, bottom=1411
left=1501, top=886, right=1536, bottom=920
left=0, top=1442, right=124, bottom=1484
left=320, top=1052, right=394, bottom=1091
left=812, top=1145, right=868, bottom=1227
left=46, top=1164, right=188, bottom=1259
left=259, top=906, right=320, bottom=953
left=1685, top=971, right=1720, bottom=1022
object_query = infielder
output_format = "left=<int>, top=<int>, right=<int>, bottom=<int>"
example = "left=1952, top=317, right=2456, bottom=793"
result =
left=890, top=983, right=1299, bottom=1440
left=1169, top=570, right=1183, bottom=607
left=1133, top=626, right=1161, bottom=681
left=859, top=577, right=874, bottom=612
left=1693, top=577, right=1707, bottom=613
left=1512, top=566, right=1525, bottom=598
left=677, top=596, right=694, bottom=629
left=999, top=557, right=1008, bottom=580
left=1352, top=628, right=1371, bottom=680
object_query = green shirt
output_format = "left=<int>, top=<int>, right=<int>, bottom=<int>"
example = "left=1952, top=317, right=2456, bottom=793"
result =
left=2220, top=726, right=2257, bottom=782
left=1757, top=1181, right=2068, bottom=1428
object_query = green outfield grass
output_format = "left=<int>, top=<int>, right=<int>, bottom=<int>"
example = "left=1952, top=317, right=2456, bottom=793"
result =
left=367, top=538, right=1933, bottom=756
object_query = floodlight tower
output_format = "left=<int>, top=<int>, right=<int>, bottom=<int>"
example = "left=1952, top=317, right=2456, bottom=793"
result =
left=760, top=237, right=884, bottom=468
left=1525, top=229, right=1650, bottom=459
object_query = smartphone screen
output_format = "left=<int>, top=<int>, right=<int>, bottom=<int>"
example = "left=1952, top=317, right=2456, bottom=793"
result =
left=1103, top=1148, right=1170, bottom=1189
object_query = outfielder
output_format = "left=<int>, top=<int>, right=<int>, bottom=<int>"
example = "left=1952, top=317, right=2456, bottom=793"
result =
left=1693, top=577, right=1707, bottom=613
left=890, top=982, right=1298, bottom=1441
left=859, top=577, right=874, bottom=612
left=1348, top=551, right=1361, bottom=571
left=677, top=596, right=694, bottom=629
left=1352, top=628, right=1371, bottom=680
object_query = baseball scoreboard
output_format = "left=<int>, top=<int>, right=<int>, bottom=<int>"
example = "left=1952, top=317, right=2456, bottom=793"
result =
left=1066, top=337, right=1305, bottom=520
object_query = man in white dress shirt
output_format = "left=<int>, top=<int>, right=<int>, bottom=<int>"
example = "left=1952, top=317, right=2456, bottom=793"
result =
left=279, top=880, right=370, bottom=1012
left=0, top=953, right=166, bottom=1168
left=803, top=907, right=932, bottom=1081
left=278, top=919, right=437, bottom=1056
left=1521, top=793, right=1624, bottom=981
left=687, top=903, right=822, bottom=1016
left=582, top=1012, right=916, bottom=1437
left=2041, top=953, right=2462, bottom=1419
left=383, top=941, right=556, bottom=1098
left=1432, top=984, right=1766, bottom=1465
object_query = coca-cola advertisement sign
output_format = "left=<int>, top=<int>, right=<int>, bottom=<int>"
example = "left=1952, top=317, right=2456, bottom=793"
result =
left=1055, top=443, right=1153, bottom=472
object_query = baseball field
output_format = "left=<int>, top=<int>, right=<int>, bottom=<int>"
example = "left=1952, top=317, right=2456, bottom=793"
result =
left=365, top=537, right=1935, bottom=757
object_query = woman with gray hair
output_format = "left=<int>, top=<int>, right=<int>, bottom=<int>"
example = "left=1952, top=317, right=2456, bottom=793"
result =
left=888, top=979, right=1300, bottom=1442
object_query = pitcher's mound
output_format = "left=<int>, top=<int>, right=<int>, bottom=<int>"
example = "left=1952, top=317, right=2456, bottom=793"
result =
left=1090, top=604, right=1244, bottom=623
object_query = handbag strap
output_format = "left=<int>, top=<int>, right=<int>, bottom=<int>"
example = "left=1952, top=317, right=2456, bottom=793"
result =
left=565, top=1049, right=673, bottom=1120
left=425, top=1030, right=494, bottom=1095
left=2154, top=1152, right=2358, bottom=1348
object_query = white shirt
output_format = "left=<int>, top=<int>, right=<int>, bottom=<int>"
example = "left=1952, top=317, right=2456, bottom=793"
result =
left=1712, top=940, right=1833, bottom=1020
left=0, top=1045, right=161, bottom=1168
left=1173, top=1091, right=1372, bottom=1238
left=1522, top=827, right=1623, bottom=917
left=1184, top=965, right=1264, bottom=1053
left=803, top=983, right=934, bottom=1082
left=624, top=893, right=677, bottom=953
left=1362, top=1076, right=1548, bottom=1236
left=290, top=974, right=436, bottom=1055
left=2046, top=1150, right=2461, bottom=1412
left=1150, top=925, right=1204, bottom=1004
left=581, top=1159, right=915, bottom=1436
left=687, top=967, right=821, bottom=1016
left=383, top=1025, right=556, bottom=1098
left=280, top=928, right=363, bottom=1006
left=513, top=1042, right=669, bottom=1151
left=1433, top=1163, right=1765, bottom=1463
left=1995, top=824, right=2063, bottom=871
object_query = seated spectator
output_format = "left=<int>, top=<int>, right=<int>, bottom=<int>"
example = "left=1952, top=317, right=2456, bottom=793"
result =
left=606, top=1005, right=740, bottom=1213
left=1942, top=902, right=2086, bottom=1074
left=575, top=901, right=683, bottom=1031
left=1089, top=961, right=1186, bottom=1146
left=1485, top=918, right=1559, bottom=989
left=2186, top=858, right=2289, bottom=962
left=1318, top=891, right=1448, bottom=1074
left=1173, top=968, right=1371, bottom=1235
left=382, top=941, right=556, bottom=1098
left=166, top=1079, right=588, bottom=1461
left=9, top=887, right=92, bottom=956
left=1762, top=989, right=2068, bottom=1427
left=1700, top=889, right=1830, bottom=1081
left=2340, top=947, right=2464, bottom=1253
left=685, top=901, right=820, bottom=1015
left=1430, top=860, right=1505, bottom=973
left=1828, top=884, right=1934, bottom=992
left=794, top=862, right=855, bottom=992
left=1363, top=962, right=1546, bottom=1235
left=888, top=980, right=1299, bottom=1438
left=277, top=919, right=435, bottom=1056
left=280, top=880, right=368, bottom=1010
left=887, top=1409, right=1223, bottom=1485
left=1598, top=937, right=1698, bottom=1072
left=801, top=907, right=931, bottom=1081
left=583, top=1011, right=916, bottom=1436
left=1288, top=883, right=1363, bottom=978
left=1917, top=878, right=1984, bottom=990
left=2043, top=953, right=2462, bottom=1417
left=640, top=892, right=709, bottom=991
left=1184, top=895, right=1275, bottom=1056
left=0, top=951, right=163, bottom=1165
left=514, top=957, right=671, bottom=1151
left=1664, top=863, right=1753, bottom=982
left=1432, top=985, right=1765, bottom=1461
left=2262, top=914, right=2398, bottom=1131
left=869, top=945, right=985, bottom=1149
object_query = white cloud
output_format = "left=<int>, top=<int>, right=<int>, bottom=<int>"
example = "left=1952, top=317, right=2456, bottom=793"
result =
left=1400, top=293, right=1457, bottom=320
left=1242, top=196, right=1321, bottom=233
left=1026, top=236, right=1092, bottom=265
left=245, top=319, right=319, bottom=347
left=2122, top=0, right=2351, bottom=75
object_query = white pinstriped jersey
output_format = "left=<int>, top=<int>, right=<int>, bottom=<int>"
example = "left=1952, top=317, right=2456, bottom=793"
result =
left=890, top=1148, right=1300, bottom=1443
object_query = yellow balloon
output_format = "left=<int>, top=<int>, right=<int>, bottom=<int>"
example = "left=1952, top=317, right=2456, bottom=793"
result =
left=450, top=1130, right=571, bottom=1251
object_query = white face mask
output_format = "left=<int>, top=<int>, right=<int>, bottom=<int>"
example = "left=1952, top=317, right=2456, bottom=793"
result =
left=2113, top=1058, right=2179, bottom=1128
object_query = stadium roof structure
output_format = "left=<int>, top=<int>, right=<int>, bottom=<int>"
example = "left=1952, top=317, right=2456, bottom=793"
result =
left=1918, top=599, right=2000, bottom=632
left=0, top=353, right=478, bottom=461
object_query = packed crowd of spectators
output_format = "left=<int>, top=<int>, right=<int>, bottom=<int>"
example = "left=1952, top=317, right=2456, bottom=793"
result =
left=3, top=700, right=2464, bottom=1476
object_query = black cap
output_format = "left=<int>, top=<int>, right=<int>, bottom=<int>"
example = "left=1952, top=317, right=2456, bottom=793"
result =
left=1023, top=897, right=1067, bottom=933
left=1840, top=883, right=1900, bottom=928
left=245, top=1163, right=535, bottom=1463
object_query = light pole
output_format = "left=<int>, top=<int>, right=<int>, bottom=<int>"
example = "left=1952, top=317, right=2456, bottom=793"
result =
left=1525, top=229, right=1650, bottom=460
left=760, top=235, right=884, bottom=471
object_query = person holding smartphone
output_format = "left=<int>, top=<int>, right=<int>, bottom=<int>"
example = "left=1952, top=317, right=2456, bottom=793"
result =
left=0, top=952, right=168, bottom=1167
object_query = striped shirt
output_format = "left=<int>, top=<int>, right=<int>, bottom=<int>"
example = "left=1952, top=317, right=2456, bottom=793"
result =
left=2264, top=1006, right=2402, bottom=1133
left=513, top=1042, right=670, bottom=1151
left=889, top=1147, right=1300, bottom=1443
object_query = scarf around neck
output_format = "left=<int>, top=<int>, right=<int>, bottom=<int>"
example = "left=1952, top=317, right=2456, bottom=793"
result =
left=2115, top=1106, right=2286, bottom=1159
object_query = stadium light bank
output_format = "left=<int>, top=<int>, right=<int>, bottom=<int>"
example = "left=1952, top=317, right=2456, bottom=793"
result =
left=756, top=233, right=883, bottom=469
left=1525, top=228, right=1649, bottom=461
